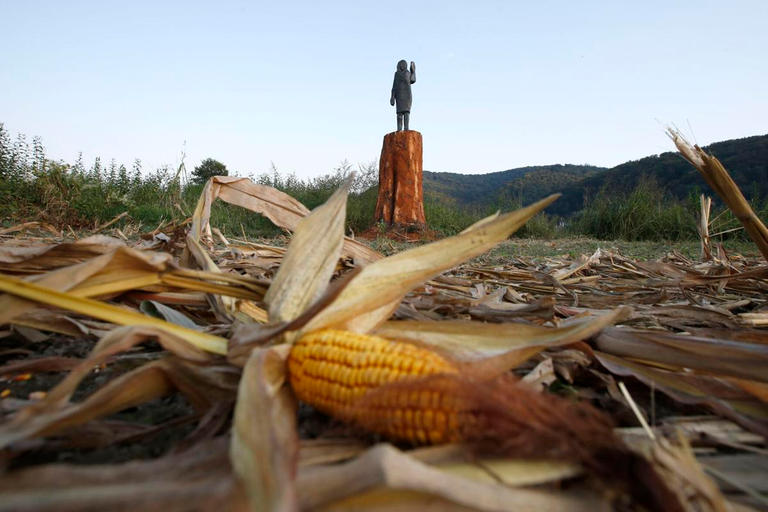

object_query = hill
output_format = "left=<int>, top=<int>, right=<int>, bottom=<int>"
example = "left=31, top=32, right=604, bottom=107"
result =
left=424, top=134, right=768, bottom=216
left=423, top=165, right=605, bottom=210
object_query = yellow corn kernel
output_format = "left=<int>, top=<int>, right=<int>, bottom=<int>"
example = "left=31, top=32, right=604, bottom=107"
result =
left=288, top=329, right=462, bottom=444
left=423, top=410, right=434, bottom=429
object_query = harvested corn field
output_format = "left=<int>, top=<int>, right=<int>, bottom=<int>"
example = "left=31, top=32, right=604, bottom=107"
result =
left=0, top=138, right=767, bottom=511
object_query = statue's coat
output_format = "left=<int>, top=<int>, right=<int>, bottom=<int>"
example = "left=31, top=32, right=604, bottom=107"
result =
left=392, top=60, right=416, bottom=113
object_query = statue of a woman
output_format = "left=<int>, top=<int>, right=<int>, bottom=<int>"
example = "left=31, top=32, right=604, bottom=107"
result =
left=390, top=60, right=416, bottom=131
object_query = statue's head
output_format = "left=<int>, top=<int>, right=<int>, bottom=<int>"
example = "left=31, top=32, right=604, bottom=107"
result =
left=397, top=60, right=407, bottom=71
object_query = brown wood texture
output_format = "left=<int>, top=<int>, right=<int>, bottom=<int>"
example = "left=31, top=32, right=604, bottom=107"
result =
left=374, top=130, right=426, bottom=227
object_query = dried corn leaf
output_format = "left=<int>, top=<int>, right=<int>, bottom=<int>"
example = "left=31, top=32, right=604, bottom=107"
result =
left=1, top=246, right=261, bottom=335
left=228, top=266, right=364, bottom=362
left=185, top=234, right=238, bottom=318
left=12, top=310, right=92, bottom=337
left=0, top=356, right=233, bottom=446
left=0, top=439, right=588, bottom=512
left=550, top=249, right=602, bottom=281
left=159, top=273, right=265, bottom=301
left=299, top=444, right=604, bottom=512
left=374, top=307, right=627, bottom=365
left=67, top=247, right=173, bottom=297
left=0, top=437, right=243, bottom=512
left=727, top=378, right=768, bottom=403
left=265, top=178, right=349, bottom=324
left=0, top=356, right=82, bottom=375
left=595, top=327, right=768, bottom=383
left=127, top=291, right=209, bottom=306
left=0, top=220, right=51, bottom=236
left=595, top=351, right=768, bottom=437
left=318, top=487, right=604, bottom=512
left=0, top=234, right=124, bottom=267
left=0, top=325, right=221, bottom=447
left=234, top=302, right=269, bottom=325
left=230, top=344, right=298, bottom=511
left=0, top=246, right=171, bottom=326
left=298, top=438, right=368, bottom=467
left=438, top=457, right=583, bottom=487
left=0, top=274, right=228, bottom=354
left=188, top=175, right=380, bottom=264
left=5, top=359, right=175, bottom=442
left=302, top=194, right=560, bottom=334
left=646, top=435, right=730, bottom=512
left=140, top=300, right=201, bottom=329
left=189, top=176, right=309, bottom=243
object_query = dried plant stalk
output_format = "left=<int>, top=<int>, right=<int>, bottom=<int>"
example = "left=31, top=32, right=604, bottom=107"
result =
left=699, top=194, right=712, bottom=261
left=669, top=129, right=768, bottom=261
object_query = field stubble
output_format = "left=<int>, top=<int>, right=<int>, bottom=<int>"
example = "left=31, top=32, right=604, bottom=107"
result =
left=0, top=135, right=767, bottom=510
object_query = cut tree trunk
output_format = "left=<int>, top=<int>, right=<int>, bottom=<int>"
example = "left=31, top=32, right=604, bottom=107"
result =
left=374, top=130, right=426, bottom=228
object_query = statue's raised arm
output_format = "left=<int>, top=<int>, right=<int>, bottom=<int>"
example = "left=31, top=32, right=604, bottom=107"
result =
left=390, top=59, right=416, bottom=131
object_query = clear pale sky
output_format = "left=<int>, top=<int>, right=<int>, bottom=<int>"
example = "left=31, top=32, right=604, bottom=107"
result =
left=2, top=1, right=766, bottom=178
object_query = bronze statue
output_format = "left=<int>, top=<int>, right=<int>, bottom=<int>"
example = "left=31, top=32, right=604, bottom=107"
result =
left=390, top=60, right=416, bottom=131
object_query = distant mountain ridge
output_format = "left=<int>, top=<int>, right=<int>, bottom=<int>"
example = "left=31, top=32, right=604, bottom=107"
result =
left=423, top=134, right=768, bottom=216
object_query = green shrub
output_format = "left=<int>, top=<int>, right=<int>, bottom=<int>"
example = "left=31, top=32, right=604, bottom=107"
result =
left=516, top=212, right=559, bottom=239
left=573, top=176, right=695, bottom=241
left=346, top=185, right=378, bottom=235
left=424, top=196, right=479, bottom=235
left=130, top=204, right=172, bottom=228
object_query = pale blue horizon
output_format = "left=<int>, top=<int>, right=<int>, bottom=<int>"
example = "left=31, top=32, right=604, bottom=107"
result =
left=2, top=0, right=766, bottom=178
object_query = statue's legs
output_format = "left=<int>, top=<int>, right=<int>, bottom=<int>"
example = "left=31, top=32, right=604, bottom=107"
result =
left=403, top=112, right=410, bottom=131
left=397, top=113, right=403, bottom=131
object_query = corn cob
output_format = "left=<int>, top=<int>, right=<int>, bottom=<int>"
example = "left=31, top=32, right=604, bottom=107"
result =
left=288, top=330, right=678, bottom=512
left=288, top=329, right=465, bottom=444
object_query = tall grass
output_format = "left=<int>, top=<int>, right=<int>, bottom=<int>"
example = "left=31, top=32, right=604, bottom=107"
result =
left=4, top=124, right=760, bottom=242
left=423, top=196, right=478, bottom=235
left=572, top=176, right=696, bottom=241
left=424, top=195, right=560, bottom=239
left=0, top=124, right=379, bottom=236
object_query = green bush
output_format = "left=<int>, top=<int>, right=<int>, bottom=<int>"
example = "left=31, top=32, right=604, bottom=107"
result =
left=424, top=196, right=478, bottom=235
left=517, top=212, right=559, bottom=239
left=573, top=176, right=695, bottom=241
left=346, top=185, right=378, bottom=235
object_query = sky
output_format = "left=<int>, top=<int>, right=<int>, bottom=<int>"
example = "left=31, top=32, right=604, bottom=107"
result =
left=1, top=1, right=767, bottom=179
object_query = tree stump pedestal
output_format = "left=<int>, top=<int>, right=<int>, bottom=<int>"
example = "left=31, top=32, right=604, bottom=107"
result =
left=374, top=130, right=426, bottom=229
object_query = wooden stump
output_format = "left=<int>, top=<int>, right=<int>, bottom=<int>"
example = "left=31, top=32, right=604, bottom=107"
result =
left=374, top=130, right=426, bottom=228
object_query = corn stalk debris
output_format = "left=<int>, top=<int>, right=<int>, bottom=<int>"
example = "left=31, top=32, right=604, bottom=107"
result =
left=0, top=156, right=766, bottom=511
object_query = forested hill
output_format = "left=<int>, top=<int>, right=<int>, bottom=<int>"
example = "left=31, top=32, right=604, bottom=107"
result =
left=423, top=165, right=605, bottom=208
left=424, top=134, right=768, bottom=216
